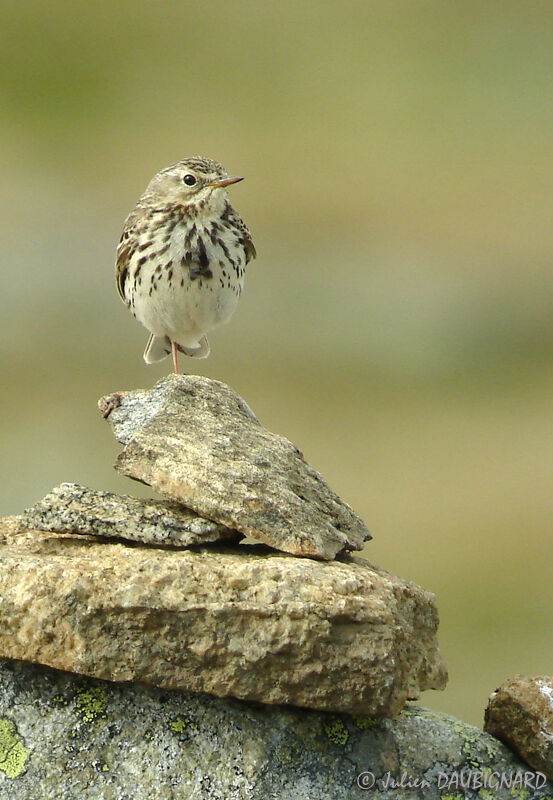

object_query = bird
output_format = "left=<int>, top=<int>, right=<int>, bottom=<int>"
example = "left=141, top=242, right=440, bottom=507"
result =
left=116, top=156, right=256, bottom=373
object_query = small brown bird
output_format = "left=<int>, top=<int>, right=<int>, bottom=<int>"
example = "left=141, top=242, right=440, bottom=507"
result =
left=116, top=157, right=256, bottom=372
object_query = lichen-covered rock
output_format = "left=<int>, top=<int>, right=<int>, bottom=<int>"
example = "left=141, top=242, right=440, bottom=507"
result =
left=19, top=482, right=240, bottom=547
left=99, top=375, right=371, bottom=560
left=0, top=659, right=550, bottom=800
left=484, top=675, right=553, bottom=781
left=0, top=519, right=445, bottom=717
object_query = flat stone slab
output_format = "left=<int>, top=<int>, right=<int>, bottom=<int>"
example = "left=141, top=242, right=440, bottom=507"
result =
left=18, top=483, right=240, bottom=548
left=485, top=675, right=553, bottom=781
left=99, top=375, right=371, bottom=560
left=0, top=519, right=445, bottom=716
left=0, top=660, right=549, bottom=800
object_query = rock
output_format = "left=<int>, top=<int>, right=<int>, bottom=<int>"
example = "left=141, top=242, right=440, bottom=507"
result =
left=0, top=519, right=446, bottom=717
left=0, top=660, right=549, bottom=800
left=99, top=375, right=371, bottom=560
left=18, top=482, right=241, bottom=548
left=484, top=675, right=553, bottom=781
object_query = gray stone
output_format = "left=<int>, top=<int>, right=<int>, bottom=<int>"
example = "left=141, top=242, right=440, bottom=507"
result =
left=18, top=482, right=241, bottom=548
left=0, top=659, right=550, bottom=800
left=99, top=375, right=371, bottom=560
left=485, top=675, right=553, bottom=781
left=0, top=519, right=446, bottom=717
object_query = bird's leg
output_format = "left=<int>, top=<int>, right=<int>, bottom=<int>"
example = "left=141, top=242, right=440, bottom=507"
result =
left=171, top=340, right=179, bottom=374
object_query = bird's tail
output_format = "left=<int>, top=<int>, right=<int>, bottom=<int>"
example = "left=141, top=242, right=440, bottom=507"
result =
left=143, top=334, right=210, bottom=364
left=178, top=336, right=210, bottom=359
left=143, top=334, right=170, bottom=364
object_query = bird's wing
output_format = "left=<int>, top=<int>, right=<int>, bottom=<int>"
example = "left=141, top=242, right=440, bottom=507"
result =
left=243, top=232, right=257, bottom=264
left=227, top=207, right=256, bottom=264
left=238, top=219, right=257, bottom=264
left=115, top=210, right=140, bottom=304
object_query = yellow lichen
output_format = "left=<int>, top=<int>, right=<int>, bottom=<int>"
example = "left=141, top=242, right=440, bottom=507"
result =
left=510, top=787, right=531, bottom=800
left=352, top=715, right=378, bottom=729
left=168, top=715, right=197, bottom=734
left=0, top=718, right=30, bottom=779
left=74, top=684, right=107, bottom=724
left=450, top=719, right=498, bottom=764
left=322, top=716, right=349, bottom=746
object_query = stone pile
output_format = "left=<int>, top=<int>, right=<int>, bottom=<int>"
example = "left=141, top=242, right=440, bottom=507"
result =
left=1, top=375, right=552, bottom=798
left=1, top=374, right=446, bottom=717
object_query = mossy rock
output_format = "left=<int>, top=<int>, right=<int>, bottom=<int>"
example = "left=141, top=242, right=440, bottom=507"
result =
left=0, top=659, right=550, bottom=799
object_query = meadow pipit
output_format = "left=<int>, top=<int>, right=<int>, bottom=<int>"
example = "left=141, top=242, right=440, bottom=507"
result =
left=116, top=157, right=256, bottom=373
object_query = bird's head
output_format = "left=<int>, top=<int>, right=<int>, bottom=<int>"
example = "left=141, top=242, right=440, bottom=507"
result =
left=143, top=157, right=243, bottom=210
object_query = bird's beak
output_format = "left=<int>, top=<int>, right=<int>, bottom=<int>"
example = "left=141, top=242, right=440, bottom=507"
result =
left=208, top=175, right=244, bottom=188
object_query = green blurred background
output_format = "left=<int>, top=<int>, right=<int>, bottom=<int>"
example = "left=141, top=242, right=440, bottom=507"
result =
left=1, top=1, right=552, bottom=727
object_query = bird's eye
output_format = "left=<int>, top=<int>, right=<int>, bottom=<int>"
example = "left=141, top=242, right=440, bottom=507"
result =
left=183, top=174, right=196, bottom=186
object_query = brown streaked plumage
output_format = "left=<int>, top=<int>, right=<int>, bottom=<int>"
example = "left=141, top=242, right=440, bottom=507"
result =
left=116, top=157, right=256, bottom=373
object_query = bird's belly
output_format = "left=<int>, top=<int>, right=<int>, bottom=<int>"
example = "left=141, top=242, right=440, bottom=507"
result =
left=130, top=245, right=244, bottom=347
